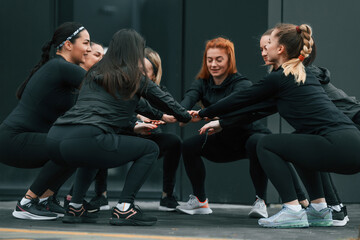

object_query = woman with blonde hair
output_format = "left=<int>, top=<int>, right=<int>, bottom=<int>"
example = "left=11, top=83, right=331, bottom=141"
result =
left=197, top=23, right=360, bottom=228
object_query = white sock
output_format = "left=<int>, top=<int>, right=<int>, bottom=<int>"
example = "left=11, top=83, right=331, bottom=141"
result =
left=311, top=202, right=327, bottom=211
left=38, top=197, right=48, bottom=203
left=20, top=197, right=31, bottom=205
left=284, top=204, right=302, bottom=212
left=117, top=202, right=131, bottom=211
left=69, top=202, right=82, bottom=208
left=330, top=204, right=341, bottom=211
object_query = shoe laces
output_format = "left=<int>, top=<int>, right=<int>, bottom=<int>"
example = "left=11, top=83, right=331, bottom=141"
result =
left=187, top=195, right=199, bottom=206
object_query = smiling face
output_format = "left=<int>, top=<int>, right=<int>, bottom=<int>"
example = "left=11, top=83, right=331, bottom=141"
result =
left=81, top=43, right=104, bottom=71
left=69, top=30, right=91, bottom=65
left=260, top=35, right=272, bottom=65
left=206, top=47, right=229, bottom=83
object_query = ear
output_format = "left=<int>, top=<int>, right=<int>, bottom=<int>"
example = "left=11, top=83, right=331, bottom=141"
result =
left=278, top=44, right=285, bottom=55
left=63, top=40, right=72, bottom=51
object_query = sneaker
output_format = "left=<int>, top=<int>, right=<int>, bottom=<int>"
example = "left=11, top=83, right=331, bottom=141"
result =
left=258, top=206, right=309, bottom=228
left=63, top=196, right=71, bottom=209
left=109, top=204, right=157, bottom=226
left=176, top=195, right=212, bottom=215
left=62, top=205, right=98, bottom=223
left=39, top=196, right=66, bottom=217
left=12, top=198, right=58, bottom=220
left=249, top=196, right=268, bottom=218
left=329, top=206, right=347, bottom=227
left=306, top=205, right=333, bottom=227
left=87, top=195, right=110, bottom=212
left=159, top=195, right=179, bottom=211
left=342, top=205, right=349, bottom=222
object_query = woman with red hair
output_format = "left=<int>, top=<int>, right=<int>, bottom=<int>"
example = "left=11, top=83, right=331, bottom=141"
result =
left=177, top=37, right=271, bottom=214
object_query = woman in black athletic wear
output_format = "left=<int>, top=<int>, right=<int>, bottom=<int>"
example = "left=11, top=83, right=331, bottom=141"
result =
left=196, top=23, right=360, bottom=228
left=0, top=22, right=91, bottom=220
left=46, top=29, right=192, bottom=226
left=176, top=37, right=271, bottom=215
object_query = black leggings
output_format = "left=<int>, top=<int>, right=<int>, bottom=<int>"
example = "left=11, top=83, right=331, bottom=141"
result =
left=47, top=124, right=159, bottom=204
left=257, top=129, right=360, bottom=203
left=182, top=132, right=267, bottom=202
left=0, top=123, right=75, bottom=196
left=0, top=123, right=49, bottom=168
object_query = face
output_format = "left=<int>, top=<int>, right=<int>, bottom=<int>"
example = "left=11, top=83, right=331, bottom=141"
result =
left=81, top=43, right=104, bottom=71
left=144, top=58, right=155, bottom=81
left=266, top=29, right=282, bottom=65
left=206, top=48, right=229, bottom=80
left=260, top=35, right=272, bottom=65
left=69, top=30, right=91, bottom=65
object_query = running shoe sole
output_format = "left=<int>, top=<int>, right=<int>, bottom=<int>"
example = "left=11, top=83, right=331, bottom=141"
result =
left=259, top=220, right=309, bottom=228
left=12, top=210, right=57, bottom=220
left=176, top=207, right=212, bottom=215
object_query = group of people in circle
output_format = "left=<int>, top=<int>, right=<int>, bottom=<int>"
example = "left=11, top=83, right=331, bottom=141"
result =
left=0, top=21, right=359, bottom=228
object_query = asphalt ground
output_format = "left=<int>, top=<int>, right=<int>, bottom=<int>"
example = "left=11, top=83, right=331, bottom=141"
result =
left=0, top=201, right=359, bottom=240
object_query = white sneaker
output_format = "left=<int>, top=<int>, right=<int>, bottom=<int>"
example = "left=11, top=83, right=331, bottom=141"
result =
left=258, top=206, right=309, bottom=228
left=249, top=196, right=268, bottom=218
left=176, top=195, right=212, bottom=215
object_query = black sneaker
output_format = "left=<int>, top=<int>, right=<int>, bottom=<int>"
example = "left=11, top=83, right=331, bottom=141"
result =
left=87, top=195, right=110, bottom=212
left=159, top=195, right=179, bottom=211
left=331, top=206, right=347, bottom=227
left=342, top=206, right=349, bottom=222
left=12, top=198, right=58, bottom=220
left=62, top=205, right=98, bottom=223
left=39, top=196, right=66, bottom=217
left=109, top=204, right=157, bottom=226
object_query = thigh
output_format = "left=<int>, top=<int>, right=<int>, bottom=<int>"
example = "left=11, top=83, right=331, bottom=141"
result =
left=257, top=132, right=360, bottom=174
left=59, top=132, right=158, bottom=168
left=0, top=125, right=48, bottom=168
left=201, top=133, right=247, bottom=163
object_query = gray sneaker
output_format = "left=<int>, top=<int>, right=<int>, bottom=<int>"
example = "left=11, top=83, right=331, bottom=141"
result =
left=258, top=206, right=309, bottom=228
left=306, top=205, right=333, bottom=227
left=176, top=195, right=212, bottom=215
left=249, top=196, right=268, bottom=218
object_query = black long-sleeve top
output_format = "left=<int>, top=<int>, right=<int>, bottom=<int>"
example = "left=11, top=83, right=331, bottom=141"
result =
left=180, top=73, right=270, bottom=138
left=55, top=75, right=191, bottom=134
left=3, top=56, right=85, bottom=132
left=199, top=67, right=357, bottom=136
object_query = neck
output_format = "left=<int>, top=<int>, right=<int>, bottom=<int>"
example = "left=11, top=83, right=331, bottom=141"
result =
left=274, top=55, right=288, bottom=69
left=213, top=74, right=227, bottom=85
left=56, top=52, right=75, bottom=65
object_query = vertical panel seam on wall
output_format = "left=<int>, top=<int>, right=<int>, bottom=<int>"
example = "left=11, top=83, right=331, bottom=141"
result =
left=179, top=0, right=186, bottom=200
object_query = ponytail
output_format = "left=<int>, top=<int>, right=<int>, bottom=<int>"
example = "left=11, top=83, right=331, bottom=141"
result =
left=16, top=40, right=53, bottom=99
left=274, top=23, right=313, bottom=84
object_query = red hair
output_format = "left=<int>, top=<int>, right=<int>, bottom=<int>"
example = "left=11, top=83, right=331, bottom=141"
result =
left=196, top=37, right=237, bottom=79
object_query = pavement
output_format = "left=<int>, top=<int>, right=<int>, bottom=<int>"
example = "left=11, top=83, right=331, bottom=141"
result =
left=0, top=200, right=359, bottom=240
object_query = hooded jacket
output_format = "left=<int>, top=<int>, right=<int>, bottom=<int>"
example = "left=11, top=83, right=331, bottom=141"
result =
left=308, top=65, right=360, bottom=120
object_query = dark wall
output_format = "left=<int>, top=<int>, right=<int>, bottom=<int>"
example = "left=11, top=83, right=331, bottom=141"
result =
left=180, top=0, right=269, bottom=203
left=0, top=0, right=55, bottom=195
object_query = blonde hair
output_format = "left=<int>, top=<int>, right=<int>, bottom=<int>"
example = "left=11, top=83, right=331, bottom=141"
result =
left=145, top=47, right=162, bottom=85
left=274, top=23, right=313, bottom=84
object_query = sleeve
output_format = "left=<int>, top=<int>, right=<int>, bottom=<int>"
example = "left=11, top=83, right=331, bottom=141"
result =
left=219, top=101, right=278, bottom=129
left=199, top=75, right=279, bottom=119
left=61, top=61, right=86, bottom=88
left=135, top=98, right=163, bottom=120
left=180, top=80, right=203, bottom=109
left=139, top=77, right=192, bottom=123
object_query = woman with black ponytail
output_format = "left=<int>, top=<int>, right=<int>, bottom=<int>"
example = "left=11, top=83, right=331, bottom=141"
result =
left=0, top=22, right=91, bottom=220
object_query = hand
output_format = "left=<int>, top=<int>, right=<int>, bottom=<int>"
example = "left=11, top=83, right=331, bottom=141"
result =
left=134, top=122, right=158, bottom=135
left=188, top=110, right=201, bottom=123
left=137, top=114, right=152, bottom=123
left=199, top=120, right=222, bottom=135
left=161, top=114, right=177, bottom=123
